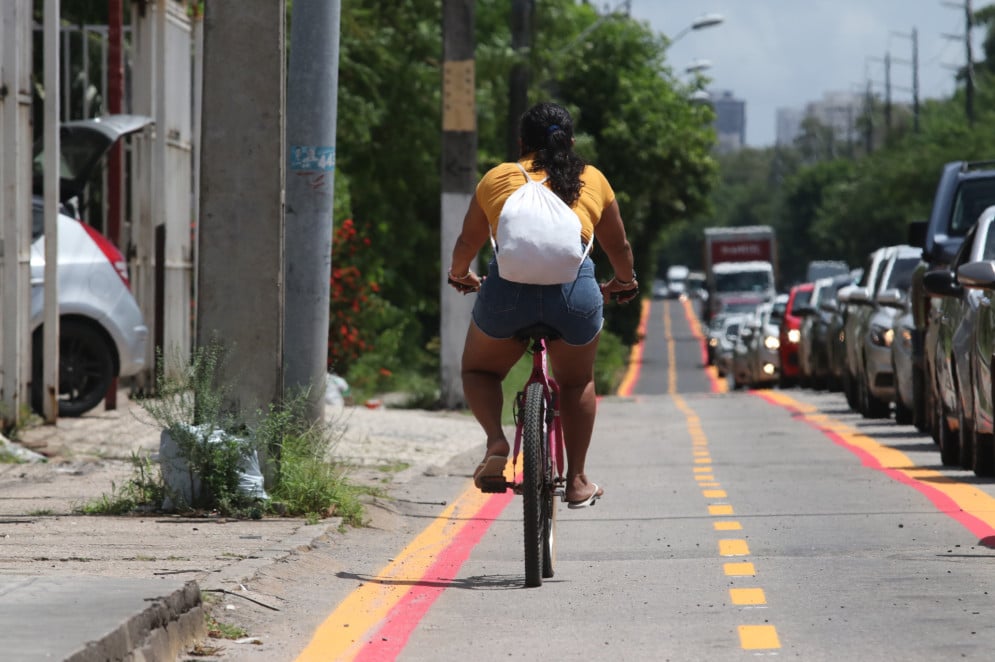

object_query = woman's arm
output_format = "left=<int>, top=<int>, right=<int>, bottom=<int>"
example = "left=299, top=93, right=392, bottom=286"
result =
left=594, top=200, right=638, bottom=300
left=447, top=195, right=490, bottom=292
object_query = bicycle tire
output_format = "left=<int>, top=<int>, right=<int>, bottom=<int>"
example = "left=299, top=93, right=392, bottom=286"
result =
left=522, top=382, right=547, bottom=587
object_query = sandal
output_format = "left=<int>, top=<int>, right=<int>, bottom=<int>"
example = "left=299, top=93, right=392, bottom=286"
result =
left=566, top=482, right=604, bottom=509
left=473, top=455, right=508, bottom=493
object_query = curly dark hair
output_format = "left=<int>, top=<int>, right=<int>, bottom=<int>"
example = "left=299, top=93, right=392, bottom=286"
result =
left=519, top=102, right=586, bottom=207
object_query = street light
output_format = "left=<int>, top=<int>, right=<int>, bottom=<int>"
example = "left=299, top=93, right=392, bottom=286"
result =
left=670, top=13, right=725, bottom=47
left=685, top=59, right=712, bottom=74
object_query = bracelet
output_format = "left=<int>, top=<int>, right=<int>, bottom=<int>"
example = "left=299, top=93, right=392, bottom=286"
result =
left=614, top=274, right=636, bottom=286
left=448, top=269, right=470, bottom=280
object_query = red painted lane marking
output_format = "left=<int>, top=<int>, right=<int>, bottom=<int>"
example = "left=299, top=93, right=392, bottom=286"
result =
left=754, top=391, right=995, bottom=541
left=352, top=489, right=515, bottom=660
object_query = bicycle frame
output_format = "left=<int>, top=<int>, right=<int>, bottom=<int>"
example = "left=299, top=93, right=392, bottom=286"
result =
left=511, top=337, right=565, bottom=488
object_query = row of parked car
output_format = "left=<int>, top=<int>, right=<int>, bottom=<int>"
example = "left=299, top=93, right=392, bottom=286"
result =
left=705, top=159, right=995, bottom=479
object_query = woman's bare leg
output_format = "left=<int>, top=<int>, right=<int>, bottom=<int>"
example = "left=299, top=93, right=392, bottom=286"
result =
left=547, top=334, right=602, bottom=502
left=461, top=322, right=528, bottom=459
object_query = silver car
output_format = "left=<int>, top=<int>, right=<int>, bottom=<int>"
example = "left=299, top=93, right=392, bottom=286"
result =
left=30, top=115, right=152, bottom=416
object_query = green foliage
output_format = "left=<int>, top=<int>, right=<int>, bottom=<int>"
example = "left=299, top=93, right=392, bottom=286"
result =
left=253, top=395, right=365, bottom=526
left=80, top=452, right=166, bottom=515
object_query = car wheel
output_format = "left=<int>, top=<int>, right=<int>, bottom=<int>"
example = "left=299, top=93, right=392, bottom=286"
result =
left=33, top=320, right=115, bottom=418
left=936, top=398, right=960, bottom=467
left=911, top=363, right=928, bottom=433
left=894, top=397, right=913, bottom=425
left=957, top=398, right=975, bottom=471
left=843, top=370, right=859, bottom=411
left=974, top=431, right=995, bottom=477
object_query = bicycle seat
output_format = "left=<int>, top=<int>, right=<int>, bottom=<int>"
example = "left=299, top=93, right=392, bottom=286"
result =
left=513, top=323, right=562, bottom=341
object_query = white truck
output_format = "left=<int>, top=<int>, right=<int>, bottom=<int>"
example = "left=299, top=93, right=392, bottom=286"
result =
left=703, top=226, right=778, bottom=321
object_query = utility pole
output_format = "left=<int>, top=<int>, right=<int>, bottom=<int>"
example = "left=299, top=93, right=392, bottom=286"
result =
left=506, top=0, right=533, bottom=160
left=863, top=79, right=874, bottom=153
left=285, top=0, right=341, bottom=423
left=1, top=0, right=33, bottom=428
left=884, top=52, right=892, bottom=137
left=912, top=28, right=920, bottom=132
left=198, top=2, right=285, bottom=426
left=439, top=0, right=476, bottom=409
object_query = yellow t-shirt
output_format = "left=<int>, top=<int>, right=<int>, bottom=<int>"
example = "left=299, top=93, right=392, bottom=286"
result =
left=475, top=157, right=615, bottom=244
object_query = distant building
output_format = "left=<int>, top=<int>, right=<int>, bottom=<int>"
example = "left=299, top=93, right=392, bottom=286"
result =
left=708, top=89, right=745, bottom=153
left=776, top=108, right=805, bottom=146
left=776, top=91, right=863, bottom=147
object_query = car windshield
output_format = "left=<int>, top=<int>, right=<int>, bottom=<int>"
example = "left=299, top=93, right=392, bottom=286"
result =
left=723, top=301, right=759, bottom=314
left=791, top=290, right=812, bottom=310
left=886, top=257, right=919, bottom=290
left=715, top=270, right=771, bottom=293
left=950, top=179, right=995, bottom=236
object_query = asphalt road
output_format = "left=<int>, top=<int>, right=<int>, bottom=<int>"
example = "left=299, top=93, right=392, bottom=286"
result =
left=217, top=297, right=995, bottom=661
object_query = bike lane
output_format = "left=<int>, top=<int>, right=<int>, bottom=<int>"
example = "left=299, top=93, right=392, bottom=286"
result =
left=294, top=297, right=995, bottom=660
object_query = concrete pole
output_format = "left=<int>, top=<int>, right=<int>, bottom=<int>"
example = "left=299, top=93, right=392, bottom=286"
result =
left=0, top=0, right=33, bottom=428
left=104, top=0, right=124, bottom=409
left=506, top=0, right=532, bottom=161
left=285, top=0, right=340, bottom=422
left=439, top=0, right=477, bottom=409
left=42, top=0, right=60, bottom=423
left=197, top=1, right=285, bottom=424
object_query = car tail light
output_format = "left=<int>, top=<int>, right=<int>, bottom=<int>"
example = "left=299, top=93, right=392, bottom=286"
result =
left=80, top=222, right=131, bottom=289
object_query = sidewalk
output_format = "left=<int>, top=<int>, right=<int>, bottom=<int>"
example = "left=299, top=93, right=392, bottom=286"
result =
left=0, top=390, right=481, bottom=660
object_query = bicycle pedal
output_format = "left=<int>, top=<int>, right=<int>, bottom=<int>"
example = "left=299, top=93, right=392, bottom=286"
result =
left=479, top=480, right=509, bottom=494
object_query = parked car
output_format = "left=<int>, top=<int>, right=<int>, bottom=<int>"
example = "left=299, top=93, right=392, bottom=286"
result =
left=923, top=207, right=995, bottom=473
left=852, top=245, right=920, bottom=419
left=713, top=314, right=746, bottom=379
left=29, top=114, right=152, bottom=416
left=732, top=303, right=780, bottom=389
left=796, top=274, right=853, bottom=390
left=778, top=282, right=814, bottom=387
left=842, top=249, right=893, bottom=412
left=889, top=297, right=917, bottom=427
left=909, top=160, right=995, bottom=443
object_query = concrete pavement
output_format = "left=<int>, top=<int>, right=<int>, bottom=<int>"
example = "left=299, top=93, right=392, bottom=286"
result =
left=0, top=391, right=481, bottom=661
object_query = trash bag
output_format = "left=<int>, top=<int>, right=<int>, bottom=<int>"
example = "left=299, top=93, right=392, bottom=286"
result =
left=159, top=424, right=268, bottom=511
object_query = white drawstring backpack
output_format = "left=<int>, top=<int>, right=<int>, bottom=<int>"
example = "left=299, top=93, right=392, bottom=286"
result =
left=491, top=163, right=593, bottom=285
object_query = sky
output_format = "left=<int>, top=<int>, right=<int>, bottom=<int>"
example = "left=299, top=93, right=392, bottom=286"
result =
left=626, top=1, right=983, bottom=147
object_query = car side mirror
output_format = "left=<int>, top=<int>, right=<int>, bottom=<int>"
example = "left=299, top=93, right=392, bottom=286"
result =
left=958, top=261, right=995, bottom=291
left=922, top=269, right=962, bottom=298
left=876, top=288, right=906, bottom=307
left=848, top=288, right=871, bottom=305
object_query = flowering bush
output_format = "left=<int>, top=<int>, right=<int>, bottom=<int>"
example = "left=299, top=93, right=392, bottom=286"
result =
left=328, top=219, right=380, bottom=373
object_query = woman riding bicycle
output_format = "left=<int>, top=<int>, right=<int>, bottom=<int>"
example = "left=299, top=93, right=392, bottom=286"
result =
left=446, top=102, right=638, bottom=508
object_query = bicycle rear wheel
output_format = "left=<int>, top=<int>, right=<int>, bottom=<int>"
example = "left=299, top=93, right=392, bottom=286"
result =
left=522, top=382, right=552, bottom=587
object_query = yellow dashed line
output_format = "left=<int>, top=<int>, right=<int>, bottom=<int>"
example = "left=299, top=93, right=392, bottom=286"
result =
left=718, top=539, right=750, bottom=556
left=724, top=562, right=756, bottom=576
left=693, top=466, right=712, bottom=473
left=708, top=504, right=734, bottom=515
left=702, top=489, right=727, bottom=498
left=694, top=457, right=712, bottom=464
left=730, top=588, right=767, bottom=606
left=739, top=625, right=781, bottom=650
left=694, top=474, right=716, bottom=481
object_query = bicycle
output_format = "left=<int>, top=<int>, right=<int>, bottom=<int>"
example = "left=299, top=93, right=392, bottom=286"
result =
left=451, top=276, right=637, bottom=587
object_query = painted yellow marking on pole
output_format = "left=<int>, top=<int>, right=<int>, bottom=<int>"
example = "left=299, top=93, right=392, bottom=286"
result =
left=738, top=625, right=781, bottom=650
left=730, top=588, right=767, bottom=605
left=295, top=486, right=491, bottom=661
left=714, top=521, right=742, bottom=531
left=718, top=539, right=750, bottom=556
left=724, top=561, right=756, bottom=576
left=702, top=489, right=727, bottom=498
left=709, top=504, right=734, bottom=515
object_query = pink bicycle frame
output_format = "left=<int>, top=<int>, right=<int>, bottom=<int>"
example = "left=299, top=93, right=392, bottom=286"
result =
left=511, top=338, right=565, bottom=481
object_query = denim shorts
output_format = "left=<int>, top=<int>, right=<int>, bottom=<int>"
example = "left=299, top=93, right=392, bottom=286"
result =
left=471, top=257, right=604, bottom=346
